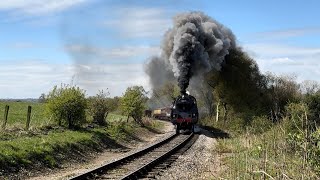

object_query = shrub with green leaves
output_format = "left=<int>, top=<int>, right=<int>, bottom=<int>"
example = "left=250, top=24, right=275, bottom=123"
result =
left=306, top=93, right=320, bottom=128
left=284, top=102, right=320, bottom=173
left=250, top=116, right=273, bottom=134
left=284, top=102, right=309, bottom=133
left=88, top=90, right=115, bottom=125
left=46, top=84, right=87, bottom=129
left=120, top=86, right=147, bottom=125
left=309, top=129, right=320, bottom=172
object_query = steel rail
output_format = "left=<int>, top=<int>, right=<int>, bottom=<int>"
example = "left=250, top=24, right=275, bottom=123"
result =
left=70, top=133, right=177, bottom=180
left=121, top=133, right=194, bottom=180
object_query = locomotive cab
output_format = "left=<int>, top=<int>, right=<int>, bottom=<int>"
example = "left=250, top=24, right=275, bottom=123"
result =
left=171, top=92, right=198, bottom=133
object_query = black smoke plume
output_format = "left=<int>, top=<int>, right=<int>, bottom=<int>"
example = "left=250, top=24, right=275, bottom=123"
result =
left=146, top=11, right=236, bottom=92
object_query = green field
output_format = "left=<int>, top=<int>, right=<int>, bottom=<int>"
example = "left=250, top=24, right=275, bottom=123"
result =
left=0, top=101, right=52, bottom=129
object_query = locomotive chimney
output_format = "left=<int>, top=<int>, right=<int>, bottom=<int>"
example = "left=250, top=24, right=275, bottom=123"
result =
left=180, top=90, right=186, bottom=95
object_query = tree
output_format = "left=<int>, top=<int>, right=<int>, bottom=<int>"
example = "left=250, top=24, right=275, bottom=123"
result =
left=46, top=84, right=87, bottom=129
left=207, top=48, right=267, bottom=124
left=149, top=82, right=180, bottom=109
left=305, top=92, right=320, bottom=128
left=192, top=79, right=215, bottom=118
left=108, top=96, right=120, bottom=113
left=265, top=73, right=301, bottom=122
left=38, top=93, right=47, bottom=103
left=120, top=86, right=147, bottom=125
left=88, top=90, right=114, bottom=125
left=300, top=80, right=320, bottom=95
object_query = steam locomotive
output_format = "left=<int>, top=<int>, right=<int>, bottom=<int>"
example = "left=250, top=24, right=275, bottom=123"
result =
left=170, top=92, right=198, bottom=134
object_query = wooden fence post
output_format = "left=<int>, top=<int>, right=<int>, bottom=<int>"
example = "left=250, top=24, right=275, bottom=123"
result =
left=2, top=105, right=9, bottom=130
left=26, top=106, right=32, bottom=130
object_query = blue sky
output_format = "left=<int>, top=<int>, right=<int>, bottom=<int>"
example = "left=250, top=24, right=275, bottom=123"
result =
left=0, top=0, right=319, bottom=98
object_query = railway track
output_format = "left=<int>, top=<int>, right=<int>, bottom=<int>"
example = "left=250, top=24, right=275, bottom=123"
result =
left=70, top=132, right=198, bottom=180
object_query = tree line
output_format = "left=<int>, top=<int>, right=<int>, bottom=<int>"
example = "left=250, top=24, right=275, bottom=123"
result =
left=40, top=85, right=147, bottom=129
left=148, top=47, right=320, bottom=129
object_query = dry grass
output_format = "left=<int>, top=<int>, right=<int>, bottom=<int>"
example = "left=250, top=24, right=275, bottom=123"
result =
left=216, top=123, right=319, bottom=179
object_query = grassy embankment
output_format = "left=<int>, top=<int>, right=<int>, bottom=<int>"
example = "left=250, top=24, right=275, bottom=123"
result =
left=201, top=115, right=319, bottom=179
left=0, top=101, right=164, bottom=175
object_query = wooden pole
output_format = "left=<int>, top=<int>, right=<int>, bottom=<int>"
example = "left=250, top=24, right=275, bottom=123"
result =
left=216, top=100, right=220, bottom=122
left=26, top=106, right=32, bottom=130
left=2, top=105, right=9, bottom=130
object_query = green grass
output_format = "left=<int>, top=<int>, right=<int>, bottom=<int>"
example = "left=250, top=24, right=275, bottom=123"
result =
left=0, top=129, right=93, bottom=168
left=107, top=113, right=127, bottom=122
left=0, top=119, right=164, bottom=175
left=216, top=124, right=319, bottom=179
left=0, top=101, right=52, bottom=129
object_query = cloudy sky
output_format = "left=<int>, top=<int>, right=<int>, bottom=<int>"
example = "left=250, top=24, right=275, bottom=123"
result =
left=0, top=0, right=319, bottom=98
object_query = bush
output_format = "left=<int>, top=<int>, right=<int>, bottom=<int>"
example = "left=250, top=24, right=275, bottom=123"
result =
left=120, top=86, right=147, bottom=125
left=306, top=93, right=320, bottom=128
left=88, top=90, right=112, bottom=125
left=284, top=102, right=309, bottom=133
left=310, top=129, right=320, bottom=172
left=46, top=84, right=87, bottom=129
left=284, top=102, right=320, bottom=174
left=249, top=116, right=273, bottom=134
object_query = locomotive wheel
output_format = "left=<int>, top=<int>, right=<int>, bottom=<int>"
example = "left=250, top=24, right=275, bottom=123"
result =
left=176, top=125, right=180, bottom=134
left=191, top=125, right=195, bottom=133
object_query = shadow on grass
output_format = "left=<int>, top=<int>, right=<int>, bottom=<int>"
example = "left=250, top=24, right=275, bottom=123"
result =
left=143, top=125, right=163, bottom=134
left=198, top=125, right=230, bottom=139
left=91, top=130, right=128, bottom=150
left=0, top=127, right=130, bottom=177
left=122, top=129, right=145, bottom=143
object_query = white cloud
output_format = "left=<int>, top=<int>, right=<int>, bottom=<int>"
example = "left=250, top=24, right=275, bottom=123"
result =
left=66, top=44, right=161, bottom=60
left=259, top=57, right=304, bottom=66
left=244, top=43, right=320, bottom=57
left=103, top=7, right=172, bottom=38
left=73, top=63, right=150, bottom=95
left=9, top=42, right=37, bottom=49
left=0, top=60, right=150, bottom=98
left=0, top=0, right=87, bottom=15
left=244, top=42, right=320, bottom=82
left=249, top=27, right=320, bottom=40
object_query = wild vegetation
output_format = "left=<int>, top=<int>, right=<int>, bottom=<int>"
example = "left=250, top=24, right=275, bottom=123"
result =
left=120, top=86, right=148, bottom=125
left=46, top=84, right=87, bottom=129
left=150, top=47, right=320, bottom=178
left=87, top=90, right=118, bottom=125
left=200, top=48, right=320, bottom=179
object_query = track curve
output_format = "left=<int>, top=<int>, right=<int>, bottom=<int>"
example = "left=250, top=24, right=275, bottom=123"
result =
left=70, top=132, right=197, bottom=180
